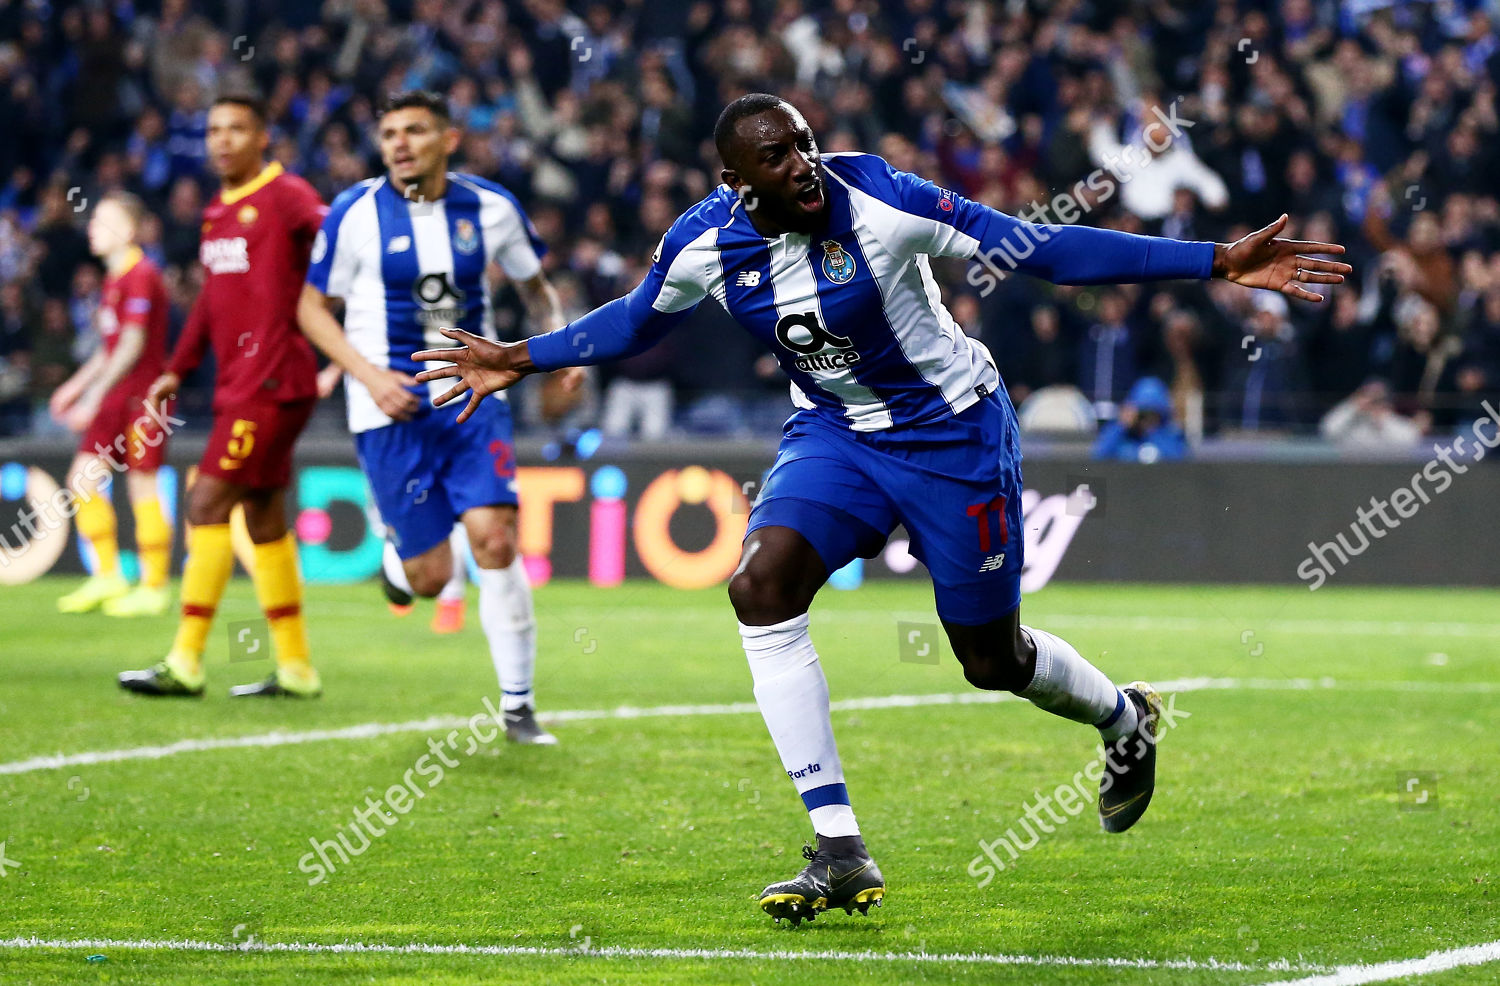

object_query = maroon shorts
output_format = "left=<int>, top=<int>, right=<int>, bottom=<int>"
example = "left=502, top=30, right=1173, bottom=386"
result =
left=198, top=398, right=315, bottom=490
left=78, top=391, right=170, bottom=471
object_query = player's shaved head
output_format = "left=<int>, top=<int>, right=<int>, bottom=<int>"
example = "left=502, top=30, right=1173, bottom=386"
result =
left=715, top=94, right=827, bottom=237
left=715, top=93, right=797, bottom=170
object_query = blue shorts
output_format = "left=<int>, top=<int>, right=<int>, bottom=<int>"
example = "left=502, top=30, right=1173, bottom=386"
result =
left=746, top=393, right=1024, bottom=626
left=354, top=397, right=518, bottom=560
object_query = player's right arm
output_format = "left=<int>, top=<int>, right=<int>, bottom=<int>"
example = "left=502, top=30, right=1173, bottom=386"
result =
left=301, top=182, right=420, bottom=421
left=146, top=289, right=213, bottom=414
left=296, top=282, right=420, bottom=421
left=49, top=348, right=105, bottom=422
left=414, top=218, right=711, bottom=423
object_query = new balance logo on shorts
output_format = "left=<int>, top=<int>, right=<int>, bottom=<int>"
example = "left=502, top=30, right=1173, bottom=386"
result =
left=979, top=552, right=1006, bottom=573
left=735, top=270, right=762, bottom=287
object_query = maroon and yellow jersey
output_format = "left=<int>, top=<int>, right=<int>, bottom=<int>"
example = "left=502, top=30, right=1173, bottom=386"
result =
left=98, top=247, right=168, bottom=397
left=167, top=162, right=327, bottom=408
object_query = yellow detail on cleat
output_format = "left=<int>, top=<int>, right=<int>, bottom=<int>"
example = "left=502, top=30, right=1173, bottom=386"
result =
left=162, top=652, right=207, bottom=692
left=57, top=574, right=130, bottom=613
left=1128, top=680, right=1165, bottom=739
left=1099, top=790, right=1148, bottom=818
left=760, top=892, right=827, bottom=913
left=275, top=665, right=323, bottom=697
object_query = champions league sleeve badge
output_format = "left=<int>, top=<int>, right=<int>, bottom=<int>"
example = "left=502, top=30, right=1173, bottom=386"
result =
left=820, top=240, right=856, bottom=284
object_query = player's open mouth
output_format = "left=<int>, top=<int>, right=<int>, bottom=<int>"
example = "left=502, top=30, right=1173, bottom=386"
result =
left=795, top=182, right=824, bottom=211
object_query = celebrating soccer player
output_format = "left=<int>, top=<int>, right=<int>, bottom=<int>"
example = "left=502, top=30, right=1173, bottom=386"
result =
left=51, top=193, right=174, bottom=618
left=414, top=95, right=1351, bottom=920
left=118, top=95, right=328, bottom=699
left=297, top=91, right=580, bottom=744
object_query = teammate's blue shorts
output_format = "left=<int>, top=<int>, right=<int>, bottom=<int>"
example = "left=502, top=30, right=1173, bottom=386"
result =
left=354, top=396, right=518, bottom=560
left=746, top=391, right=1024, bottom=626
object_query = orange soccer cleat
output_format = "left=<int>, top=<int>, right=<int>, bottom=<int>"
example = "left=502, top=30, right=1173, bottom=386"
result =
left=431, top=596, right=465, bottom=634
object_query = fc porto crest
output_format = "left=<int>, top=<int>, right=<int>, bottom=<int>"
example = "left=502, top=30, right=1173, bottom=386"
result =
left=454, top=218, right=480, bottom=255
left=820, top=240, right=856, bottom=284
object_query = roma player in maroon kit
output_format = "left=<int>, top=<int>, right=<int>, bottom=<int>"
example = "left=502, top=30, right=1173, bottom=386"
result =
left=52, top=192, right=175, bottom=618
left=119, top=95, right=327, bottom=698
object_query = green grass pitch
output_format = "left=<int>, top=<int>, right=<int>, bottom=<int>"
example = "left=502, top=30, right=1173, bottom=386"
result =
left=1, top=576, right=1497, bottom=984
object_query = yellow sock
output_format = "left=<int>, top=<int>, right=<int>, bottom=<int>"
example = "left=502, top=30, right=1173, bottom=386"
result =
left=132, top=496, right=172, bottom=589
left=76, top=491, right=119, bottom=578
left=169, top=523, right=234, bottom=674
left=251, top=532, right=313, bottom=676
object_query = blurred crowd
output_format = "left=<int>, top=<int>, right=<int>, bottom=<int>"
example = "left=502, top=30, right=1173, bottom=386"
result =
left=2, top=0, right=1499, bottom=453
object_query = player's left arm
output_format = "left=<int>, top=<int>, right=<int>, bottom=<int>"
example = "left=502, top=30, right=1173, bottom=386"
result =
left=875, top=158, right=1350, bottom=300
left=978, top=209, right=1350, bottom=301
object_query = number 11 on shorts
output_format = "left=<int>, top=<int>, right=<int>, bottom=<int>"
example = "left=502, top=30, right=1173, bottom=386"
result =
left=967, top=495, right=1008, bottom=573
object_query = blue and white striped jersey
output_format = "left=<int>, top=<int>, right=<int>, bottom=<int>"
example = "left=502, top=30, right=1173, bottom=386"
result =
left=529, top=152, right=1211, bottom=432
left=307, top=172, right=546, bottom=433
left=548, top=152, right=1001, bottom=432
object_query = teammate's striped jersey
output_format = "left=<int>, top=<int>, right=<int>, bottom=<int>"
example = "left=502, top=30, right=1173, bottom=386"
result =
left=306, top=172, right=546, bottom=433
left=528, top=151, right=1211, bottom=433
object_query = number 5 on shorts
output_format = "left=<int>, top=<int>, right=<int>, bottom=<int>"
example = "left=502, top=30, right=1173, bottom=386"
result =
left=218, top=418, right=258, bottom=472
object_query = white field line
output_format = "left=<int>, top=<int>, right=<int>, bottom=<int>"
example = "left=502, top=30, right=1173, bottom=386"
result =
left=305, top=603, right=1500, bottom=639
left=813, top=611, right=1500, bottom=638
left=0, top=935, right=1330, bottom=973
left=2, top=676, right=1496, bottom=778
left=1252, top=939, right=1500, bottom=986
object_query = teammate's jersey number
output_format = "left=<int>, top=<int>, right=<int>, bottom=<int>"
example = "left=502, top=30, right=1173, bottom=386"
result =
left=218, top=418, right=258, bottom=471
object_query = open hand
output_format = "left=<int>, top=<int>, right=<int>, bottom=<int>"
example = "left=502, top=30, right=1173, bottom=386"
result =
left=1214, top=215, right=1352, bottom=303
left=412, top=326, right=529, bottom=424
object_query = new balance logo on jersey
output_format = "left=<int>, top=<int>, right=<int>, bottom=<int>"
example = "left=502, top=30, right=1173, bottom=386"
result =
left=775, top=311, right=861, bottom=372
left=387, top=235, right=411, bottom=254
left=735, top=270, right=762, bottom=287
left=200, top=237, right=249, bottom=274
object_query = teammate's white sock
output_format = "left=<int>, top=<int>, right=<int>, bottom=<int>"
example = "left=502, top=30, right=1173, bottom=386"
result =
left=438, top=526, right=469, bottom=603
left=1019, top=626, right=1139, bottom=740
left=382, top=540, right=413, bottom=595
left=477, top=556, right=536, bottom=712
left=739, top=614, right=859, bottom=838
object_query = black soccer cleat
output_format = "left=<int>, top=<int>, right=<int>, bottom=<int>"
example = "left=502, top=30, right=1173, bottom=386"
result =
left=758, top=834, right=885, bottom=926
left=117, top=661, right=205, bottom=697
left=502, top=704, right=559, bottom=745
left=380, top=561, right=413, bottom=608
left=1099, top=681, right=1164, bottom=833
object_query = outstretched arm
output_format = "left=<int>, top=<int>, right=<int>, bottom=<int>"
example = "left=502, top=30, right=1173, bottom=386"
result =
left=413, top=275, right=694, bottom=423
left=977, top=209, right=1349, bottom=299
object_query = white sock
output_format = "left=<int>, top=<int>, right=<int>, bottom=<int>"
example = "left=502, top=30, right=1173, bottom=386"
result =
left=477, top=556, right=536, bottom=711
left=739, top=614, right=859, bottom=838
left=1019, top=626, right=1139, bottom=740
left=438, top=526, right=468, bottom=603
left=383, top=539, right=412, bottom=595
